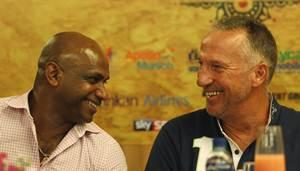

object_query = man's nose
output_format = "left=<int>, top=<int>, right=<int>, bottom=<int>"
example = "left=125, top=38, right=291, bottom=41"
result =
left=197, top=67, right=213, bottom=87
left=95, top=84, right=109, bottom=100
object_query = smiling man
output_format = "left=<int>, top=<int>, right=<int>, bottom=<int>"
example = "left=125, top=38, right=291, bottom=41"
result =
left=0, top=32, right=127, bottom=170
left=146, top=16, right=300, bottom=171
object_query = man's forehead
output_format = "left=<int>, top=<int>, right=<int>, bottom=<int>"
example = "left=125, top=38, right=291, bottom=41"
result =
left=60, top=48, right=104, bottom=62
left=81, top=48, right=99, bottom=63
left=203, top=30, right=246, bottom=43
left=59, top=52, right=109, bottom=76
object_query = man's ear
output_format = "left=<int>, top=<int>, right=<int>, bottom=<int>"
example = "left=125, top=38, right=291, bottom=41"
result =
left=45, top=62, right=63, bottom=86
left=252, top=63, right=268, bottom=87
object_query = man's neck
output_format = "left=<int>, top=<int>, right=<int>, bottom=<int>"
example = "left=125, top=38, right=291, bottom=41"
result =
left=220, top=91, right=270, bottom=151
left=29, top=90, right=74, bottom=132
left=29, top=90, right=75, bottom=157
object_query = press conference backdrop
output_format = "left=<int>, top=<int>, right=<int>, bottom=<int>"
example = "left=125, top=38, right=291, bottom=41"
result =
left=1, top=0, right=300, bottom=170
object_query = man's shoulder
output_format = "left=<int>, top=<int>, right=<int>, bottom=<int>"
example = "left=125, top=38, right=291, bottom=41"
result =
left=70, top=122, right=127, bottom=170
left=0, top=95, right=20, bottom=111
left=84, top=122, right=121, bottom=146
left=0, top=92, right=29, bottom=109
left=272, top=101, right=300, bottom=132
left=277, top=103, right=300, bottom=122
left=81, top=122, right=127, bottom=169
left=166, top=108, right=211, bottom=124
left=0, top=96, right=14, bottom=105
left=275, top=100, right=300, bottom=117
left=161, top=108, right=216, bottom=133
left=82, top=122, right=125, bottom=156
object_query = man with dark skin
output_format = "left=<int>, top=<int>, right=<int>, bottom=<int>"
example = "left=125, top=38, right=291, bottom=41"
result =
left=0, top=32, right=127, bottom=170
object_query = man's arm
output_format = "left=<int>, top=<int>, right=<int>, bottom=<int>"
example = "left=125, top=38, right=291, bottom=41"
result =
left=145, top=124, right=181, bottom=171
left=104, top=141, right=128, bottom=171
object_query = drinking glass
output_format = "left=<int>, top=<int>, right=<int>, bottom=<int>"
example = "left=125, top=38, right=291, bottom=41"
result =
left=243, top=161, right=254, bottom=171
left=254, top=125, right=286, bottom=171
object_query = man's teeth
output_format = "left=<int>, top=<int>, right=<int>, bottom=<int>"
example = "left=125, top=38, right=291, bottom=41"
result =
left=88, top=101, right=97, bottom=108
left=205, top=91, right=221, bottom=98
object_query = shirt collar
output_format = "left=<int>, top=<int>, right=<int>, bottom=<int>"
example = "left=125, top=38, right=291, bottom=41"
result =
left=74, top=122, right=101, bottom=137
left=216, top=95, right=281, bottom=146
left=5, top=91, right=32, bottom=116
left=266, top=95, right=275, bottom=127
left=268, top=94, right=280, bottom=125
left=69, top=122, right=101, bottom=140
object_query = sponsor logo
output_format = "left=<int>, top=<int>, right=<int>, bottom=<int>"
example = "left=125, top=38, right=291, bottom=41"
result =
left=144, top=95, right=191, bottom=107
left=277, top=50, right=300, bottom=72
left=273, top=92, right=300, bottom=101
left=102, top=94, right=191, bottom=107
left=134, top=119, right=152, bottom=131
left=152, top=120, right=168, bottom=131
left=102, top=94, right=139, bottom=107
left=180, top=0, right=299, bottom=22
left=105, top=47, right=113, bottom=62
left=187, top=49, right=200, bottom=72
left=126, top=48, right=176, bottom=70
left=288, top=93, right=300, bottom=100
left=133, top=119, right=167, bottom=131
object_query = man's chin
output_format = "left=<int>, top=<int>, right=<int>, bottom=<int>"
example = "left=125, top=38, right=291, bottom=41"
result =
left=84, top=118, right=93, bottom=123
left=206, top=109, right=223, bottom=118
left=76, top=117, right=93, bottom=124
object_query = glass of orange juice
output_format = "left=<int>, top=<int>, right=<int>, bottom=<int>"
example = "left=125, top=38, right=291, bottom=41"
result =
left=254, top=125, right=286, bottom=171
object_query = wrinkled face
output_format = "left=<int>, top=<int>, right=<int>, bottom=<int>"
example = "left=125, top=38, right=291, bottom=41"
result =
left=56, top=48, right=109, bottom=124
left=197, top=30, right=255, bottom=118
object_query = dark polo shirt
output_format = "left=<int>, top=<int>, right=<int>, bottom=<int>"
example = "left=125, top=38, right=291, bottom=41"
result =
left=145, top=99, right=300, bottom=171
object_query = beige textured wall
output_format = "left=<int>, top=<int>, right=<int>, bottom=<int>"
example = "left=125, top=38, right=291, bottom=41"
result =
left=1, top=1, right=300, bottom=170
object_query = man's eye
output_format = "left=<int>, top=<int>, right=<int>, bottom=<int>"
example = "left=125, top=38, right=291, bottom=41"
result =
left=211, top=64, right=224, bottom=71
left=87, top=77, right=99, bottom=83
left=212, top=64, right=221, bottom=68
